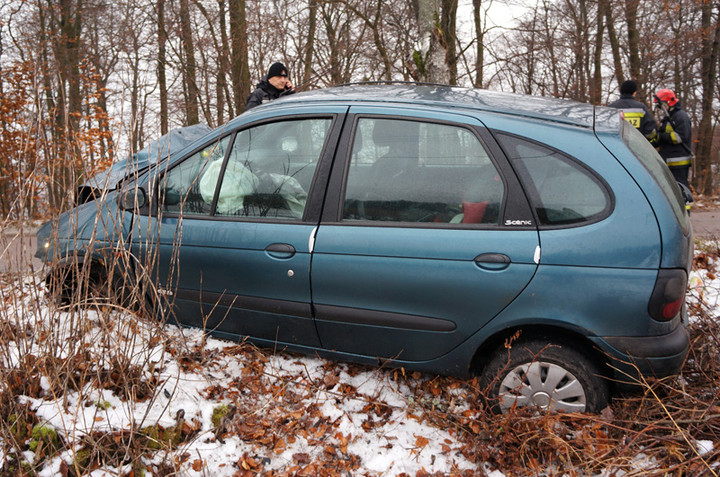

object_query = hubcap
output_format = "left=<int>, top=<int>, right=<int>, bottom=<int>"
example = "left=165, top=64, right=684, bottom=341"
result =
left=498, top=361, right=587, bottom=413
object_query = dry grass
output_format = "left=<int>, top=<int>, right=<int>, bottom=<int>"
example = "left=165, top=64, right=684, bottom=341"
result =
left=1, top=218, right=719, bottom=475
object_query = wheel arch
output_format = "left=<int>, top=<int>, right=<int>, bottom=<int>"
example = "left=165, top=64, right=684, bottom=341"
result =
left=470, top=324, right=613, bottom=386
left=45, top=248, right=149, bottom=310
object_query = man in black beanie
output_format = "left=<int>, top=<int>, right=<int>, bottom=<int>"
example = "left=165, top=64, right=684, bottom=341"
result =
left=245, top=62, right=295, bottom=110
left=609, top=80, right=658, bottom=144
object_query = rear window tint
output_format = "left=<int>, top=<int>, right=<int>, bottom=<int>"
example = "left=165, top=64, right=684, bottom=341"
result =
left=496, top=133, right=611, bottom=226
left=621, top=121, right=689, bottom=229
left=343, top=118, right=505, bottom=224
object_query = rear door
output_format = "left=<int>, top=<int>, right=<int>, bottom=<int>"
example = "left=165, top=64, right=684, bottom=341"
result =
left=311, top=107, right=540, bottom=362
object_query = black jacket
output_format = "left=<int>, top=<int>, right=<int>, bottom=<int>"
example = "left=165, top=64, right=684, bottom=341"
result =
left=657, top=103, right=692, bottom=163
left=245, top=76, right=293, bottom=110
left=608, top=94, right=657, bottom=138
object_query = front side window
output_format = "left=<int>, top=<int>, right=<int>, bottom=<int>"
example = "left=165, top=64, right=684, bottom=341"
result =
left=343, top=118, right=505, bottom=224
left=160, top=136, right=231, bottom=215
left=217, top=119, right=331, bottom=219
left=159, top=119, right=331, bottom=219
left=496, top=133, right=611, bottom=226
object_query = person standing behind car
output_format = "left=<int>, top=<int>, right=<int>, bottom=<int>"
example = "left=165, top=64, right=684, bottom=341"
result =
left=245, top=62, right=295, bottom=110
left=609, top=80, right=658, bottom=145
left=654, top=88, right=693, bottom=190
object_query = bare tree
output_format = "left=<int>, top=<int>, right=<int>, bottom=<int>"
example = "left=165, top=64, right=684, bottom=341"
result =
left=41, top=0, right=85, bottom=210
left=472, top=0, right=492, bottom=88
left=591, top=0, right=605, bottom=104
left=440, top=0, right=458, bottom=84
left=413, top=0, right=450, bottom=83
left=694, top=2, right=720, bottom=196
left=605, top=0, right=624, bottom=89
left=218, top=0, right=234, bottom=120
left=336, top=0, right=395, bottom=81
left=230, top=0, right=250, bottom=114
left=158, top=0, right=168, bottom=134
left=302, top=0, right=318, bottom=87
left=624, top=0, right=641, bottom=84
left=179, top=0, right=199, bottom=124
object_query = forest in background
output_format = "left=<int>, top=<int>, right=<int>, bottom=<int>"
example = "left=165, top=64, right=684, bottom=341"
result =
left=0, top=0, right=719, bottom=218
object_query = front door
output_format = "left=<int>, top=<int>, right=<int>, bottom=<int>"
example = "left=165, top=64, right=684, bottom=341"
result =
left=133, top=114, right=342, bottom=347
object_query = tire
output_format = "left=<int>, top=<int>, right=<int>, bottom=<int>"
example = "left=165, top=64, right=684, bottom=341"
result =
left=47, top=260, right=141, bottom=312
left=480, top=339, right=609, bottom=413
left=47, top=261, right=108, bottom=307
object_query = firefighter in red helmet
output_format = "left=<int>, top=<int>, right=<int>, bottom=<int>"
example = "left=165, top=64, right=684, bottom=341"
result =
left=653, top=89, right=693, bottom=190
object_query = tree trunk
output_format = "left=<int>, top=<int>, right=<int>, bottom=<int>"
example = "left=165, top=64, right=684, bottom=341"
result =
left=229, top=0, right=250, bottom=114
left=414, top=0, right=450, bottom=84
left=472, top=0, right=485, bottom=88
left=440, top=0, right=458, bottom=85
left=218, top=0, right=231, bottom=121
left=179, top=0, right=199, bottom=125
left=95, top=75, right=114, bottom=164
left=571, top=0, right=590, bottom=102
left=131, top=41, right=141, bottom=152
left=693, top=2, right=720, bottom=195
left=45, top=0, right=84, bottom=211
left=303, top=0, right=318, bottom=88
left=591, top=0, right=605, bottom=104
left=624, top=0, right=641, bottom=82
left=38, top=3, right=60, bottom=212
left=605, top=1, right=624, bottom=88
left=157, top=0, right=168, bottom=135
left=322, top=8, right=343, bottom=85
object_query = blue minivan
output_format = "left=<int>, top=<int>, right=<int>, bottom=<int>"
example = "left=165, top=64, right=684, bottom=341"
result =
left=36, top=84, right=693, bottom=413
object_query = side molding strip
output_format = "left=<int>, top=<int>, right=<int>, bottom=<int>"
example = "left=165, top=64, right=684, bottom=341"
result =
left=314, top=304, right=456, bottom=332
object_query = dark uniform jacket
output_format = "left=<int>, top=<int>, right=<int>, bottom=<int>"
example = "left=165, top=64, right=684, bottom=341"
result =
left=657, top=103, right=692, bottom=166
left=608, top=94, right=657, bottom=139
left=245, top=76, right=294, bottom=110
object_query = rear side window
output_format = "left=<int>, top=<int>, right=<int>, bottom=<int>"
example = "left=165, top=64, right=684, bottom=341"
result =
left=621, top=121, right=689, bottom=229
left=496, top=133, right=611, bottom=226
left=342, top=118, right=505, bottom=224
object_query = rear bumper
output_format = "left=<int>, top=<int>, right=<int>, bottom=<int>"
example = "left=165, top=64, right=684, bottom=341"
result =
left=592, top=323, right=689, bottom=385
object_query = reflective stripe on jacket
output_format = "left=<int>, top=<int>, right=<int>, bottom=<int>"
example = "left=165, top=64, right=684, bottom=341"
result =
left=608, top=95, right=657, bottom=139
left=657, top=103, right=693, bottom=164
left=666, top=156, right=692, bottom=167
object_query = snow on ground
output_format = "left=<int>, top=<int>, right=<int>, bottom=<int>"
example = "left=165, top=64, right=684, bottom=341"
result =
left=689, top=246, right=720, bottom=316
left=1, top=276, right=485, bottom=475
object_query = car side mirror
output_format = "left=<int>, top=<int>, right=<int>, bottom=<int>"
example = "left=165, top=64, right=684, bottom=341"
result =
left=118, top=186, right=147, bottom=211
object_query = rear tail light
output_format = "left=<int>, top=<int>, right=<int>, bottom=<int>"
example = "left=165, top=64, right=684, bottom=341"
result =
left=648, top=269, right=687, bottom=322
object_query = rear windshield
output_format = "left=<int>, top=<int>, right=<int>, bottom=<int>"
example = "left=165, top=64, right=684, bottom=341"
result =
left=621, top=121, right=689, bottom=230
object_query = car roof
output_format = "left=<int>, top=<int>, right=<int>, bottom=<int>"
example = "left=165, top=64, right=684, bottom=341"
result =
left=249, top=83, right=620, bottom=132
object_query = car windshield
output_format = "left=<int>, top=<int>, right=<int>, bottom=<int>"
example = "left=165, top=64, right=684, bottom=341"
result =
left=621, top=121, right=689, bottom=230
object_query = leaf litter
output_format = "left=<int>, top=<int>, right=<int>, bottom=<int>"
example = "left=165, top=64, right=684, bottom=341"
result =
left=0, top=239, right=718, bottom=476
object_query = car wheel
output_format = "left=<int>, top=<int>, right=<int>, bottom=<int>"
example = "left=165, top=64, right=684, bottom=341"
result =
left=47, top=261, right=107, bottom=307
left=481, top=339, right=609, bottom=413
left=47, top=261, right=140, bottom=311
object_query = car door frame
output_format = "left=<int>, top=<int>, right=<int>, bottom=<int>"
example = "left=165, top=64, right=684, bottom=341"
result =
left=130, top=107, right=349, bottom=347
left=311, top=106, right=540, bottom=364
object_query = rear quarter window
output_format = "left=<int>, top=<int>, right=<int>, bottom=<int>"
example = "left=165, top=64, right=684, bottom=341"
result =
left=495, top=132, right=612, bottom=226
left=620, top=121, right=689, bottom=229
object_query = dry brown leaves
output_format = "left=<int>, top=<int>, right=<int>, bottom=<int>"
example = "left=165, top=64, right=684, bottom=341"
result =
left=180, top=244, right=720, bottom=476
